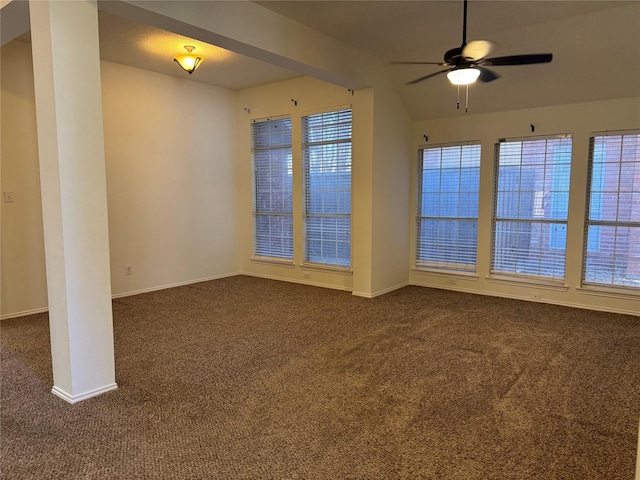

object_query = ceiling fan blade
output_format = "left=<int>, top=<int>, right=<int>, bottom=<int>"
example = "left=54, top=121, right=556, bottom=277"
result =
left=482, top=53, right=553, bottom=66
left=463, top=40, right=493, bottom=61
left=406, top=68, right=453, bottom=85
left=391, top=61, right=448, bottom=66
left=477, top=66, right=500, bottom=83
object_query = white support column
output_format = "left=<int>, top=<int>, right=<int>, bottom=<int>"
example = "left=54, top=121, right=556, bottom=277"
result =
left=29, top=0, right=117, bottom=403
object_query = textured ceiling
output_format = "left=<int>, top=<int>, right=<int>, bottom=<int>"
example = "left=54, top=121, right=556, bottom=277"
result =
left=98, top=11, right=298, bottom=90
left=11, top=1, right=640, bottom=120
left=14, top=8, right=301, bottom=91
left=96, top=10, right=301, bottom=90
left=259, top=1, right=640, bottom=119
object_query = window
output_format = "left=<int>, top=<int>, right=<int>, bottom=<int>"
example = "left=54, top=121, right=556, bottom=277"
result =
left=492, top=135, right=572, bottom=279
left=583, top=132, right=640, bottom=289
left=302, top=109, right=352, bottom=267
left=416, top=142, right=481, bottom=272
left=251, top=116, right=293, bottom=259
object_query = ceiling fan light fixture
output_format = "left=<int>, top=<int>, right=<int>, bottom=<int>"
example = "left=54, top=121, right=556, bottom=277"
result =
left=447, top=68, right=480, bottom=86
left=174, top=45, right=204, bottom=74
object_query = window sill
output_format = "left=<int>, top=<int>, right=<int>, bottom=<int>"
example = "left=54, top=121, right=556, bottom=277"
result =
left=251, top=256, right=295, bottom=268
left=412, top=268, right=479, bottom=280
left=576, top=285, right=640, bottom=300
left=301, top=262, right=353, bottom=276
left=486, top=274, right=569, bottom=291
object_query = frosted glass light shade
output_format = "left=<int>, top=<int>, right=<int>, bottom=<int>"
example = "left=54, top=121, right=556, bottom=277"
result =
left=447, top=68, right=480, bottom=86
left=174, top=46, right=204, bottom=75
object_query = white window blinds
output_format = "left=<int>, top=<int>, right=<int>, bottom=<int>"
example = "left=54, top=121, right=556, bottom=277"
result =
left=251, top=116, right=293, bottom=259
left=416, top=142, right=481, bottom=272
left=492, top=136, right=572, bottom=279
left=302, top=109, right=352, bottom=267
left=583, top=132, right=640, bottom=289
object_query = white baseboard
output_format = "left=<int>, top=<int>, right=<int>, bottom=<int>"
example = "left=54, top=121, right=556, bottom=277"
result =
left=352, top=281, right=409, bottom=299
left=409, top=280, right=640, bottom=317
left=111, top=271, right=242, bottom=299
left=2, top=272, right=242, bottom=320
left=5, top=273, right=636, bottom=319
left=51, top=383, right=118, bottom=404
left=241, top=271, right=352, bottom=292
left=1, top=307, right=49, bottom=321
left=636, top=416, right=640, bottom=480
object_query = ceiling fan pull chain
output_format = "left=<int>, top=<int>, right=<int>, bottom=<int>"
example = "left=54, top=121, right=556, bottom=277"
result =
left=465, top=84, right=469, bottom=113
left=457, top=84, right=460, bottom=110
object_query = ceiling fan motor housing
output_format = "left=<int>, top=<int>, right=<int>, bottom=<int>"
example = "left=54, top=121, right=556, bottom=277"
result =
left=444, top=46, right=465, bottom=64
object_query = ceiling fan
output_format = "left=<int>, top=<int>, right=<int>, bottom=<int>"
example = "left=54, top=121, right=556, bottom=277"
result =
left=393, top=0, right=553, bottom=86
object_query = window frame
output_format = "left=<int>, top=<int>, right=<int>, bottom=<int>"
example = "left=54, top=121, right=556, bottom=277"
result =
left=581, top=130, right=640, bottom=291
left=490, top=134, right=573, bottom=282
left=415, top=140, right=482, bottom=274
left=301, top=107, right=353, bottom=269
left=251, top=115, right=294, bottom=262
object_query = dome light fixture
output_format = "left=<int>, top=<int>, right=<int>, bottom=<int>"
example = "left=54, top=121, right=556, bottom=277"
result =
left=174, top=45, right=204, bottom=75
left=447, top=68, right=480, bottom=86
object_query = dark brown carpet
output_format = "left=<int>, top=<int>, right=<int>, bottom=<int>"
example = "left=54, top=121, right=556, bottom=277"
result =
left=1, top=275, right=639, bottom=479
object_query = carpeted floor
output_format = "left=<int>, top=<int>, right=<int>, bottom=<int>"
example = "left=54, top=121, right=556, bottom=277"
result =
left=1, top=275, right=639, bottom=479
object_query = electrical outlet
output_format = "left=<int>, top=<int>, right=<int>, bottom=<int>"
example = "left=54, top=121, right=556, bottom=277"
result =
left=3, top=191, right=14, bottom=203
left=446, top=278, right=457, bottom=285
left=531, top=291, right=541, bottom=300
left=303, top=273, right=311, bottom=280
left=125, top=265, right=133, bottom=276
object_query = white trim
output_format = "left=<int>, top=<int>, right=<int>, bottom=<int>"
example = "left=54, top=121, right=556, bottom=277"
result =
left=251, top=256, right=295, bottom=268
left=1, top=306, right=49, bottom=321
left=486, top=274, right=569, bottom=292
left=250, top=113, right=291, bottom=124
left=412, top=268, right=479, bottom=280
left=410, top=280, right=639, bottom=317
left=299, top=103, right=352, bottom=117
left=111, top=272, right=241, bottom=299
left=496, top=132, right=572, bottom=143
left=2, top=273, right=242, bottom=319
left=51, top=383, right=118, bottom=404
left=636, top=416, right=640, bottom=480
left=352, top=281, right=409, bottom=299
left=301, top=262, right=353, bottom=275
left=590, top=128, right=640, bottom=137
left=418, top=139, right=481, bottom=150
left=241, top=271, right=352, bottom=292
left=576, top=286, right=640, bottom=301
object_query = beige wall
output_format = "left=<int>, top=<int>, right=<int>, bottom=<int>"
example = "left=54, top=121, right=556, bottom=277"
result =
left=370, top=80, right=412, bottom=296
left=2, top=38, right=637, bottom=317
left=235, top=77, right=360, bottom=291
left=1, top=41, right=47, bottom=316
left=102, top=61, right=239, bottom=297
left=1, top=41, right=239, bottom=317
left=410, top=97, right=640, bottom=315
left=234, top=76, right=412, bottom=297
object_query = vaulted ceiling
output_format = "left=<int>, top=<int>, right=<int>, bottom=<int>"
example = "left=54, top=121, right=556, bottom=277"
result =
left=5, top=0, right=640, bottom=120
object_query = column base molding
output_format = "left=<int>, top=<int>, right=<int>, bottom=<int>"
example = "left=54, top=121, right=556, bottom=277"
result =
left=52, top=383, right=118, bottom=404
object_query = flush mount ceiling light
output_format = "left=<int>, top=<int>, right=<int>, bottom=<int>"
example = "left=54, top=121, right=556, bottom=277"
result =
left=446, top=68, right=481, bottom=86
left=174, top=45, right=204, bottom=75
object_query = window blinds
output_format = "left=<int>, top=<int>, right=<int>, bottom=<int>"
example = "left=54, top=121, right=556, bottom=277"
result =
left=492, top=136, right=572, bottom=279
left=416, top=142, right=481, bottom=272
left=302, top=109, right=352, bottom=267
left=251, top=117, right=293, bottom=259
left=583, top=132, right=640, bottom=289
